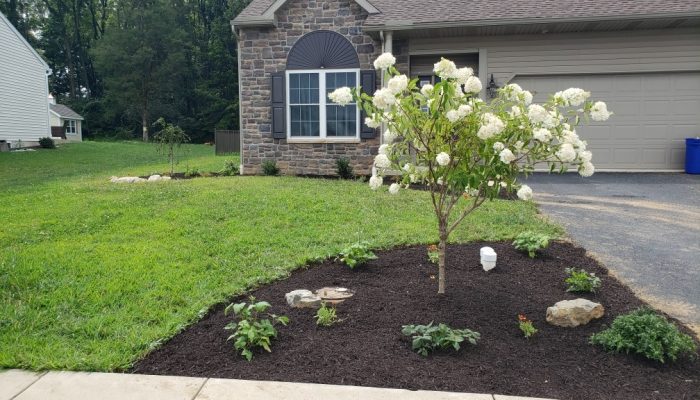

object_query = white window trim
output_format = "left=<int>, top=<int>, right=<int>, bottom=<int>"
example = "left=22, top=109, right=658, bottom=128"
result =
left=65, top=120, right=77, bottom=135
left=286, top=69, right=361, bottom=143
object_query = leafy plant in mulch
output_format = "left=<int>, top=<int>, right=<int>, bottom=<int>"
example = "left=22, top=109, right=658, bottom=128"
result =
left=262, top=160, right=279, bottom=176
left=427, top=244, right=439, bottom=265
left=224, top=298, right=289, bottom=361
left=335, top=158, right=354, bottom=179
left=38, top=137, right=55, bottom=149
left=315, top=302, right=338, bottom=327
left=219, top=159, right=240, bottom=176
left=590, top=308, right=697, bottom=363
left=512, top=231, right=550, bottom=258
left=337, top=241, right=377, bottom=269
left=184, top=166, right=201, bottom=178
left=565, top=267, right=601, bottom=293
left=401, top=322, right=480, bottom=356
left=518, top=314, right=538, bottom=339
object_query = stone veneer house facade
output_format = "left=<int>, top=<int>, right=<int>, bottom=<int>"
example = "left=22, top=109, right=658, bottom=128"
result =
left=232, top=0, right=700, bottom=175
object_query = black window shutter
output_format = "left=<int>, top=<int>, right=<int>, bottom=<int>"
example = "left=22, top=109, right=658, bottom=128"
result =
left=359, top=69, right=377, bottom=139
left=271, top=71, right=286, bottom=139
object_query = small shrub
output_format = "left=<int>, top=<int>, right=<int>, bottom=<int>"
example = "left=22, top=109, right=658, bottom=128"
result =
left=590, top=308, right=697, bottom=363
left=338, top=241, right=377, bottom=269
left=184, top=167, right=201, bottom=178
left=220, top=159, right=240, bottom=176
left=336, top=158, right=354, bottom=179
left=315, top=302, right=338, bottom=327
left=402, top=322, right=480, bottom=356
left=565, top=267, right=601, bottom=293
left=224, top=297, right=289, bottom=361
left=262, top=160, right=279, bottom=176
left=38, top=137, right=55, bottom=149
left=427, top=244, right=439, bottom=265
left=518, top=314, right=538, bottom=339
left=513, top=231, right=550, bottom=258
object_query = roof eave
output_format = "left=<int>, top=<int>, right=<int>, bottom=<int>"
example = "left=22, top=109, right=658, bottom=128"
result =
left=363, top=11, right=700, bottom=32
left=231, top=16, right=276, bottom=31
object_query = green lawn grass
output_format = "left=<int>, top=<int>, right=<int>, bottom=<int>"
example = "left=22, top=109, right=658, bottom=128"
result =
left=0, top=142, right=561, bottom=371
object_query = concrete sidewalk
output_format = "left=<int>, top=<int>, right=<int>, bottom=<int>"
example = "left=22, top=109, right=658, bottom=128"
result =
left=0, top=370, right=551, bottom=400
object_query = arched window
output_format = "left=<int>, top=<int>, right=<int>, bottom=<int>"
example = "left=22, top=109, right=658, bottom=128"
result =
left=285, top=31, right=361, bottom=140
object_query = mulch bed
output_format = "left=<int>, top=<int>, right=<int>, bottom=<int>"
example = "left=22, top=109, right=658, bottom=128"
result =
left=132, top=242, right=700, bottom=400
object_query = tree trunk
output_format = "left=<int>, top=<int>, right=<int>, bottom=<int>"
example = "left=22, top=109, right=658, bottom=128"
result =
left=142, top=111, right=149, bottom=141
left=437, top=225, right=447, bottom=294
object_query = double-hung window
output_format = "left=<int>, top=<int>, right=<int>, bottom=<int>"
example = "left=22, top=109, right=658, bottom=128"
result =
left=65, top=120, right=77, bottom=135
left=287, top=69, right=360, bottom=141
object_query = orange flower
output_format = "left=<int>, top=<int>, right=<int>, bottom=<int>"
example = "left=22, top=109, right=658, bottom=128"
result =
left=518, top=314, right=528, bottom=322
left=427, top=244, right=438, bottom=252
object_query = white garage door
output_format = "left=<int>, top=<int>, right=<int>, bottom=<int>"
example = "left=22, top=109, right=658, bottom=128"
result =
left=512, top=72, right=700, bottom=171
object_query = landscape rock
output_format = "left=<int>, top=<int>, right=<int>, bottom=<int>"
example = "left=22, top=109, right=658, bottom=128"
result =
left=546, top=298, right=605, bottom=327
left=110, top=176, right=146, bottom=183
left=315, top=287, right=354, bottom=304
left=285, top=289, right=322, bottom=308
left=147, top=175, right=171, bottom=182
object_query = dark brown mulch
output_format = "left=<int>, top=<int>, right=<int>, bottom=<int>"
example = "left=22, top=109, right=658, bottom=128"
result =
left=132, top=242, right=700, bottom=400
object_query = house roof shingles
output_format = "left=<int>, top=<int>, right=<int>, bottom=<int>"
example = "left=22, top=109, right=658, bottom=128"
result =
left=233, top=0, right=700, bottom=27
left=50, top=104, right=83, bottom=120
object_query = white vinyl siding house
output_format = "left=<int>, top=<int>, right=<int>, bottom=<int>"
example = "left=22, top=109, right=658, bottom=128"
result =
left=0, top=11, right=51, bottom=146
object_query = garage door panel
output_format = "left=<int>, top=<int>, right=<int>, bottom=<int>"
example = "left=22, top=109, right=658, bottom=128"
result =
left=511, top=72, right=700, bottom=170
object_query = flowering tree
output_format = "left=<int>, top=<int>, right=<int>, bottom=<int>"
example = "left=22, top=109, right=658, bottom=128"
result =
left=329, top=53, right=612, bottom=294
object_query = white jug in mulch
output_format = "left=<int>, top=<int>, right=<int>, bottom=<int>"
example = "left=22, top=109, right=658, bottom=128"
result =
left=480, top=247, right=497, bottom=271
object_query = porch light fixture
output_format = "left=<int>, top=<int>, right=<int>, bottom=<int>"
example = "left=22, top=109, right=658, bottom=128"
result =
left=486, top=74, right=499, bottom=98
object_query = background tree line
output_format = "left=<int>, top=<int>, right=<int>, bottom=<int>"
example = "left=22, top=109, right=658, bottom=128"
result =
left=1, top=0, right=250, bottom=142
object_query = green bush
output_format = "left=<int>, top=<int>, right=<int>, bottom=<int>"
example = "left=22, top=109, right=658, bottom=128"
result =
left=184, top=167, right=201, bottom=178
left=512, top=231, right=550, bottom=258
left=315, top=302, right=338, bottom=327
left=219, top=159, right=240, bottom=176
left=262, top=160, right=279, bottom=176
left=38, top=137, right=56, bottom=149
left=336, top=158, right=354, bottom=179
left=402, top=322, right=480, bottom=356
left=565, top=267, right=601, bottom=293
left=224, top=298, right=289, bottom=361
left=338, top=241, right=377, bottom=269
left=590, top=308, right=697, bottom=363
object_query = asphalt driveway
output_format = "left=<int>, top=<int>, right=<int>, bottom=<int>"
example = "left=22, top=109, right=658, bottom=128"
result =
left=524, top=173, right=700, bottom=334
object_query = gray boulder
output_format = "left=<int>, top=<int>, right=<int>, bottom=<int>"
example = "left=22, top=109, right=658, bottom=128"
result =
left=285, top=289, right=322, bottom=308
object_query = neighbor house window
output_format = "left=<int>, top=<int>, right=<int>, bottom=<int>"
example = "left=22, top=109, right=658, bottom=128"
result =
left=287, top=69, right=359, bottom=140
left=65, top=120, right=77, bottom=135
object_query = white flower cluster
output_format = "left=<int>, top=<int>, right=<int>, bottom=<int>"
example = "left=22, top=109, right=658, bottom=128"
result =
left=433, top=58, right=458, bottom=79
left=328, top=87, right=353, bottom=106
left=420, top=84, right=434, bottom=97
left=372, top=88, right=396, bottom=111
left=373, top=52, right=396, bottom=70
left=503, top=83, right=533, bottom=105
left=436, top=152, right=451, bottom=166
left=590, top=101, right=612, bottom=122
left=555, top=88, right=591, bottom=107
left=517, top=185, right=533, bottom=201
left=446, top=104, right=473, bottom=122
left=477, top=113, right=505, bottom=140
left=387, top=75, right=408, bottom=94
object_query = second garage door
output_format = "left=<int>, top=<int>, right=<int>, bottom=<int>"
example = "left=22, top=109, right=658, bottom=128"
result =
left=511, top=72, right=700, bottom=171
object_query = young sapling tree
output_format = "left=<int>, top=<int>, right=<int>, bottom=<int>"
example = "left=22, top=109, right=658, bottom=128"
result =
left=329, top=53, right=611, bottom=294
